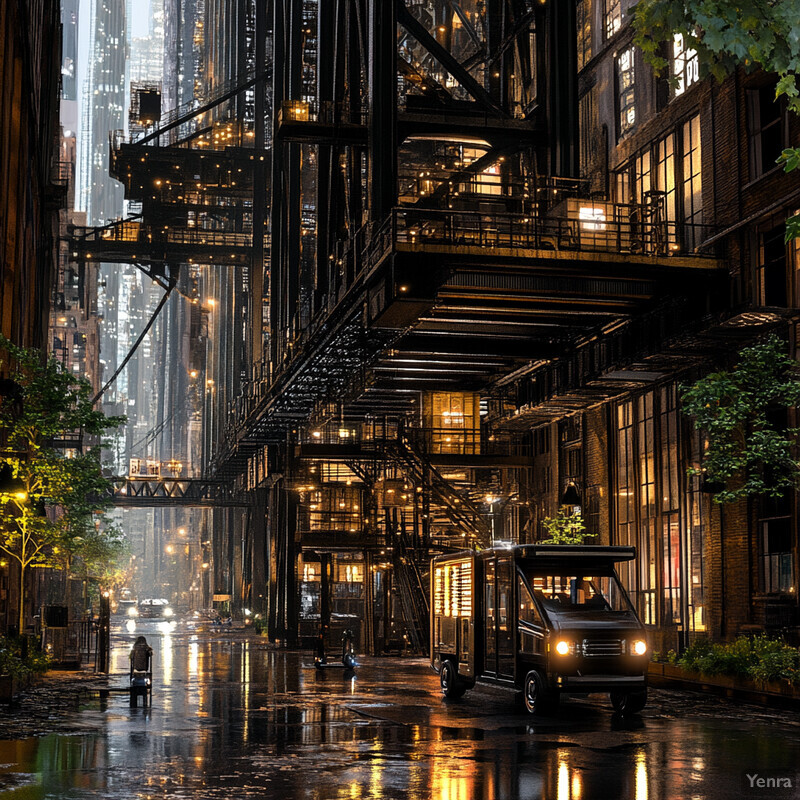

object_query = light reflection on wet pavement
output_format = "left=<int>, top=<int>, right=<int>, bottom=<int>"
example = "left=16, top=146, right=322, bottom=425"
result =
left=1, top=621, right=800, bottom=799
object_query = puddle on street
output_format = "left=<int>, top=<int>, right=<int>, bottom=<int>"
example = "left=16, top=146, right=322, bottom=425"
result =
left=1, top=621, right=800, bottom=799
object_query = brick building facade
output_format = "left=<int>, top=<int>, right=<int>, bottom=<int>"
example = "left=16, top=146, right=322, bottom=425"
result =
left=0, top=0, right=63, bottom=633
left=557, top=0, right=800, bottom=650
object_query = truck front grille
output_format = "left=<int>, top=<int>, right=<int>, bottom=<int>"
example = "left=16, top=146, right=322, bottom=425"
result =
left=581, top=638, right=623, bottom=657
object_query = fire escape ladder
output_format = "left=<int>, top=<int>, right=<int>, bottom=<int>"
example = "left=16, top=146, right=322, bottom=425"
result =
left=388, top=512, right=430, bottom=654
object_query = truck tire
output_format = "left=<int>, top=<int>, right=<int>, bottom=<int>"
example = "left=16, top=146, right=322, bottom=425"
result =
left=523, top=670, right=559, bottom=715
left=440, top=660, right=466, bottom=699
left=610, top=688, right=647, bottom=714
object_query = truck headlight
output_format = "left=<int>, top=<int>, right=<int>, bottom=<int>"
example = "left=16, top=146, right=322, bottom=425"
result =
left=127, top=606, right=138, bottom=617
left=163, top=607, right=173, bottom=618
left=554, top=640, right=572, bottom=656
left=631, top=639, right=647, bottom=656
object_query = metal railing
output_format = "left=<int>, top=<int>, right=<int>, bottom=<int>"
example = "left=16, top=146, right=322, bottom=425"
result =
left=278, top=99, right=368, bottom=127
left=73, top=217, right=253, bottom=251
left=375, top=207, right=718, bottom=260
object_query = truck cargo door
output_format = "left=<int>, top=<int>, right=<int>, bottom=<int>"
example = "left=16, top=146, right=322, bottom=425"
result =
left=483, top=559, right=496, bottom=675
left=496, top=557, right=515, bottom=679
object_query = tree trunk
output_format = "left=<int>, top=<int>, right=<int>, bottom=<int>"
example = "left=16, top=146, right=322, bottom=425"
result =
left=18, top=562, right=25, bottom=634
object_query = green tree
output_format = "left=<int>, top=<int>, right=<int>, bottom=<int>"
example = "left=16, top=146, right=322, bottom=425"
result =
left=541, top=509, right=595, bottom=545
left=0, top=336, right=125, bottom=631
left=632, top=0, right=800, bottom=240
left=681, top=334, right=800, bottom=503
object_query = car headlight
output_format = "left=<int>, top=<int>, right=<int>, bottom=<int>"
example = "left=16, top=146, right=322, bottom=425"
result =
left=163, top=607, right=173, bottom=618
left=554, top=639, right=572, bottom=656
left=631, top=639, right=647, bottom=656
left=127, top=606, right=138, bottom=617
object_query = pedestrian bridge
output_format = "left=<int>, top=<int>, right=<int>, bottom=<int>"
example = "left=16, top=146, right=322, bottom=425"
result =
left=107, top=478, right=249, bottom=507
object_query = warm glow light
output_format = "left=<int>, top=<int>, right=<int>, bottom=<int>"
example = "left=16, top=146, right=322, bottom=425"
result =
left=632, top=639, right=648, bottom=656
left=557, top=754, right=570, bottom=800
left=555, top=640, right=571, bottom=656
left=635, top=750, right=648, bottom=800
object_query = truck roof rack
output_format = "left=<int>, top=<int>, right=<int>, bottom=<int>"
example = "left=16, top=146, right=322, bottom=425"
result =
left=518, top=545, right=636, bottom=562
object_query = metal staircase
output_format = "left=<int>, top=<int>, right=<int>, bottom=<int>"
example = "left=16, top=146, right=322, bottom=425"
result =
left=390, top=424, right=492, bottom=550
left=388, top=511, right=430, bottom=655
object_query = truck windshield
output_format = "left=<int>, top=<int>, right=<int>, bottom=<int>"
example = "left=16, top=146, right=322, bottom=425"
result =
left=530, top=574, right=634, bottom=614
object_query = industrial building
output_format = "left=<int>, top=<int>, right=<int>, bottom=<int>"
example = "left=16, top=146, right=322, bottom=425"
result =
left=67, top=0, right=800, bottom=655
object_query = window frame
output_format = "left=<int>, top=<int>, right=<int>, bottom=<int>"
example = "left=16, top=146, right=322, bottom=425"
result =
left=747, top=84, right=788, bottom=181
left=616, top=46, right=636, bottom=140
left=672, top=33, right=699, bottom=99
left=604, top=0, right=622, bottom=40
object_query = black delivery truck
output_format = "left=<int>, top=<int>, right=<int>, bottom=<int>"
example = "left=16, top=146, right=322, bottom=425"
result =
left=430, top=545, right=649, bottom=715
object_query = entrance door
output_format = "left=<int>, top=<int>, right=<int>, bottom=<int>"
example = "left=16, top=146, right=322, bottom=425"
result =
left=496, top=557, right=515, bottom=679
left=483, top=559, right=496, bottom=675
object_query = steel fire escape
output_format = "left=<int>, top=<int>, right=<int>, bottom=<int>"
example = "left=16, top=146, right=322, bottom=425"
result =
left=205, top=0, right=730, bottom=653
left=69, top=73, right=269, bottom=286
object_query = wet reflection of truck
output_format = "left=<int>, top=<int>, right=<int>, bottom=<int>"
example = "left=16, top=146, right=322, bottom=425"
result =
left=431, top=545, right=649, bottom=715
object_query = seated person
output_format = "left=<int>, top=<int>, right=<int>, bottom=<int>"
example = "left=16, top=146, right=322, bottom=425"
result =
left=130, top=635, right=153, bottom=676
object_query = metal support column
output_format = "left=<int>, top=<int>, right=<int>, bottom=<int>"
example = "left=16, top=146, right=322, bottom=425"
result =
left=368, top=0, right=397, bottom=221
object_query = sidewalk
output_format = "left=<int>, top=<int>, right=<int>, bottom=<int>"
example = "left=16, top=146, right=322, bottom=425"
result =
left=0, top=669, right=109, bottom=739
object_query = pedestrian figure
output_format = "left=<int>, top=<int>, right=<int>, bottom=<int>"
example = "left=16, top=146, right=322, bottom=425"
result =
left=129, top=635, right=153, bottom=707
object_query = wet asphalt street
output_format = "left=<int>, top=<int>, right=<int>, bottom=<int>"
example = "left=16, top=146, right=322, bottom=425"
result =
left=1, top=620, right=800, bottom=799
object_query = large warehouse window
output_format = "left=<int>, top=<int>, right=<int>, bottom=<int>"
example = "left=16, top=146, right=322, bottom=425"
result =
left=613, top=386, right=707, bottom=636
left=616, top=47, right=636, bottom=138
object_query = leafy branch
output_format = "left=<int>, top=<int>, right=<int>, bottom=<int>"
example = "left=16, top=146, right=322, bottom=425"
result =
left=681, top=334, right=800, bottom=503
left=540, top=509, right=595, bottom=545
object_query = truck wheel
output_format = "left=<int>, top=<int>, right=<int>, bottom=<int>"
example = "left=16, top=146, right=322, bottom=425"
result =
left=523, top=670, right=558, bottom=715
left=440, top=660, right=466, bottom=699
left=610, top=689, right=647, bottom=714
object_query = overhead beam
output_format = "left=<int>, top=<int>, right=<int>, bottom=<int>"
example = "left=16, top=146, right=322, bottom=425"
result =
left=396, top=1, right=505, bottom=117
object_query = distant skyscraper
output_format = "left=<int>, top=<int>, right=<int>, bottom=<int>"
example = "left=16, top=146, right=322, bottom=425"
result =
left=60, top=0, right=79, bottom=102
left=130, top=0, right=165, bottom=84
left=78, top=0, right=126, bottom=225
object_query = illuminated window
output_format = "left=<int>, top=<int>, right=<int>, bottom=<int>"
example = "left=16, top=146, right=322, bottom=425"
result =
left=616, top=47, right=636, bottom=138
left=682, top=114, right=702, bottom=248
left=335, top=562, right=364, bottom=583
left=672, top=34, right=699, bottom=98
left=605, top=0, right=622, bottom=39
left=578, top=206, right=607, bottom=231
left=614, top=388, right=707, bottom=631
left=305, top=486, right=363, bottom=532
left=422, top=392, right=480, bottom=454
left=434, top=561, right=473, bottom=618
